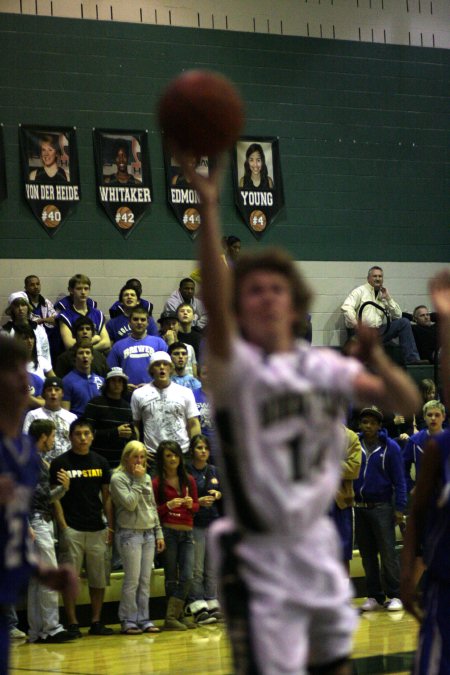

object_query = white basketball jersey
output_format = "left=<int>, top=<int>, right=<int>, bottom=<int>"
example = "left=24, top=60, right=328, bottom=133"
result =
left=209, top=338, right=363, bottom=535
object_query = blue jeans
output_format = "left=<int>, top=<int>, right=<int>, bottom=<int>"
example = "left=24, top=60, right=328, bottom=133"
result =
left=354, top=503, right=400, bottom=603
left=381, top=318, right=420, bottom=364
left=189, top=526, right=218, bottom=601
left=116, top=528, right=155, bottom=630
left=162, top=527, right=194, bottom=601
left=28, top=515, right=64, bottom=641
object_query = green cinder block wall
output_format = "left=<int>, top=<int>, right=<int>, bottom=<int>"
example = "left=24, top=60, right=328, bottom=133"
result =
left=0, top=12, right=449, bottom=261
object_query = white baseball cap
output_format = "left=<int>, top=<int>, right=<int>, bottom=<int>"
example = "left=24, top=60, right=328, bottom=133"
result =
left=149, top=351, right=172, bottom=367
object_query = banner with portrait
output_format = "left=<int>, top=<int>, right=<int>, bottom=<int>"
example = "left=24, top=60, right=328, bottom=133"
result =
left=93, top=129, right=152, bottom=238
left=0, top=125, right=6, bottom=202
left=232, top=137, right=284, bottom=239
left=19, top=125, right=80, bottom=236
left=164, top=153, right=209, bottom=238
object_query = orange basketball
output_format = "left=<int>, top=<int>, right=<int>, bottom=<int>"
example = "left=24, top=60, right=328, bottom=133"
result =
left=158, top=70, right=245, bottom=157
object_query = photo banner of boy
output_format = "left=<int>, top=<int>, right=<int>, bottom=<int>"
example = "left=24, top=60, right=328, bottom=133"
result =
left=164, top=153, right=209, bottom=238
left=19, top=125, right=80, bottom=237
left=0, top=125, right=6, bottom=202
left=93, top=129, right=152, bottom=238
left=232, top=137, right=284, bottom=239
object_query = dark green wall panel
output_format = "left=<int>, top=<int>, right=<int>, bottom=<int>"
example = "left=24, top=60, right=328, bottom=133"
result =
left=0, top=12, right=448, bottom=261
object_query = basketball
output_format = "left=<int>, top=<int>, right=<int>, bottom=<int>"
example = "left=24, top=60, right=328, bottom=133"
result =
left=158, top=70, right=245, bottom=157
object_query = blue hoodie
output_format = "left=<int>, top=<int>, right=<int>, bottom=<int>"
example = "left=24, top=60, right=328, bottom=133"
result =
left=403, top=428, right=430, bottom=492
left=354, top=428, right=407, bottom=512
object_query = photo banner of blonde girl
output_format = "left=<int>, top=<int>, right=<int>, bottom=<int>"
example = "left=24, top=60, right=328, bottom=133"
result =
left=0, top=125, right=6, bottom=202
left=19, top=125, right=80, bottom=237
left=163, top=152, right=210, bottom=239
left=232, top=136, right=284, bottom=238
left=93, top=129, right=152, bottom=238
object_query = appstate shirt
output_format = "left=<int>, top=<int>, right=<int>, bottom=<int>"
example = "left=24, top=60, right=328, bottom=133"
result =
left=50, top=450, right=110, bottom=531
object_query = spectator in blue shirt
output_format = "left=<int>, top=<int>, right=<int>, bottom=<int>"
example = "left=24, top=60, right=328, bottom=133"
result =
left=169, top=342, right=201, bottom=391
left=62, top=345, right=104, bottom=416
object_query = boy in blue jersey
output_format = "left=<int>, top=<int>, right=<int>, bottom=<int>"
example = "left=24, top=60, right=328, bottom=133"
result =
left=57, top=274, right=110, bottom=353
left=401, top=270, right=450, bottom=675
left=0, top=336, right=77, bottom=673
left=106, top=284, right=158, bottom=344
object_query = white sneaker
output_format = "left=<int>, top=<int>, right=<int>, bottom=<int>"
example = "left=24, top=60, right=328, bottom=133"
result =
left=360, top=597, right=382, bottom=612
left=10, top=627, right=26, bottom=639
left=385, top=597, right=403, bottom=612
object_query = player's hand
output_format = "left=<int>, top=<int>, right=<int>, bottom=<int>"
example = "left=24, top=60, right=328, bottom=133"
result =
left=400, top=572, right=423, bottom=623
left=379, top=286, right=391, bottom=301
left=106, top=529, right=114, bottom=546
left=0, top=475, right=16, bottom=505
left=429, top=269, right=450, bottom=316
left=118, top=423, right=133, bottom=438
left=347, top=323, right=382, bottom=363
left=57, top=469, right=70, bottom=491
left=37, top=563, right=79, bottom=600
left=156, top=538, right=165, bottom=554
left=208, top=489, right=221, bottom=501
left=177, top=149, right=226, bottom=208
left=184, top=496, right=193, bottom=509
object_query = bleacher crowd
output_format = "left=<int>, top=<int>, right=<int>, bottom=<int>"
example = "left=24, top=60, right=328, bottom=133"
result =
left=0, top=261, right=446, bottom=644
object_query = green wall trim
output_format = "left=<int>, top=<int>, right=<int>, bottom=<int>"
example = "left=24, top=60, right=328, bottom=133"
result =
left=0, top=13, right=449, bottom=261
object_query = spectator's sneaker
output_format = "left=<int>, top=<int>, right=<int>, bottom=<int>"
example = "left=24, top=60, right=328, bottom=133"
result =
left=360, top=597, right=383, bottom=612
left=186, top=600, right=216, bottom=625
left=9, top=628, right=26, bottom=639
left=208, top=607, right=224, bottom=622
left=89, top=622, right=114, bottom=636
left=67, top=624, right=83, bottom=639
left=384, top=598, right=404, bottom=612
left=196, top=609, right=216, bottom=625
left=206, top=599, right=224, bottom=622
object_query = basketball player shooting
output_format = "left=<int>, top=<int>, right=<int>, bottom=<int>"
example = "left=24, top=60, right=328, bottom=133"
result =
left=177, top=154, right=420, bottom=675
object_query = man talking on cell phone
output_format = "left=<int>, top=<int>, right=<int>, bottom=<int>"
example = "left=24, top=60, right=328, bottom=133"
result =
left=341, top=265, right=424, bottom=365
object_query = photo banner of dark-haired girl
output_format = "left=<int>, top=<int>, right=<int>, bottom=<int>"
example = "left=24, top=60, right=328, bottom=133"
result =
left=19, top=125, right=80, bottom=237
left=232, top=137, right=284, bottom=239
left=93, top=129, right=152, bottom=238
left=164, top=153, right=209, bottom=238
left=0, top=125, right=6, bottom=202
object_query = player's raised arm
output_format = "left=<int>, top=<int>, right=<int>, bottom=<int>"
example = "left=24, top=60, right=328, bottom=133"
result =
left=180, top=157, right=235, bottom=361
left=158, top=71, right=244, bottom=362
left=350, top=323, right=421, bottom=416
